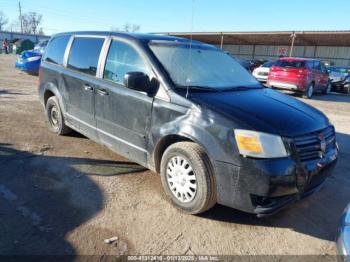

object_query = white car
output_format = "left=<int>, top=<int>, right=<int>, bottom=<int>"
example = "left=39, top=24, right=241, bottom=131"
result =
left=252, top=61, right=275, bottom=82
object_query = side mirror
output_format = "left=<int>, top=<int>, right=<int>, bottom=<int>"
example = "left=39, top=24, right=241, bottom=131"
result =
left=124, top=72, right=151, bottom=93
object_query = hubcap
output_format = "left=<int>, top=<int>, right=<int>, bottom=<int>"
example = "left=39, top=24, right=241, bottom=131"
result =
left=166, top=156, right=197, bottom=203
left=308, top=85, right=314, bottom=97
left=50, top=106, right=59, bottom=126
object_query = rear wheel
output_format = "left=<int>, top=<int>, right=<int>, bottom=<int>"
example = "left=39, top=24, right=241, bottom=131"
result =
left=302, top=83, right=314, bottom=99
left=46, top=96, right=71, bottom=135
left=160, top=142, right=216, bottom=214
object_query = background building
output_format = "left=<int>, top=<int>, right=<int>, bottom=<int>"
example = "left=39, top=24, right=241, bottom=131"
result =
left=167, top=31, right=350, bottom=66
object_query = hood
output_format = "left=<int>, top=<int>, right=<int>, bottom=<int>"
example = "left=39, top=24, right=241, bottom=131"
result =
left=188, top=88, right=329, bottom=137
left=330, top=72, right=347, bottom=82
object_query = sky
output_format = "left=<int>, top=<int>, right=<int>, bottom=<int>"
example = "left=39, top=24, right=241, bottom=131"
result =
left=0, top=0, right=349, bottom=35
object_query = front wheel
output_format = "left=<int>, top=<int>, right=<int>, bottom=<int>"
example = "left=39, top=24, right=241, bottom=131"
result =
left=160, top=142, right=216, bottom=214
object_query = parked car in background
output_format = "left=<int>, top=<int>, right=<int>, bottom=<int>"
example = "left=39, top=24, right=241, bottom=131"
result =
left=15, top=40, right=48, bottom=75
left=39, top=31, right=338, bottom=216
left=248, top=59, right=267, bottom=72
left=321, top=60, right=334, bottom=68
left=328, top=66, right=350, bottom=94
left=337, top=203, right=350, bottom=261
left=252, top=60, right=275, bottom=82
left=34, top=39, right=49, bottom=54
left=15, top=50, right=42, bottom=75
left=233, top=57, right=252, bottom=72
left=267, top=57, right=331, bottom=99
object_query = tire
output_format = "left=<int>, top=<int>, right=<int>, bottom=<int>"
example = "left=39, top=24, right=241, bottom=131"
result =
left=302, top=83, right=314, bottom=99
left=322, top=81, right=332, bottom=95
left=343, top=85, right=350, bottom=94
left=45, top=96, right=71, bottom=135
left=160, top=142, right=216, bottom=214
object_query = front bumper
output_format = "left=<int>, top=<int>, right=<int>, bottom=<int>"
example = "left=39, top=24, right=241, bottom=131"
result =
left=214, top=146, right=338, bottom=216
left=15, top=60, right=40, bottom=74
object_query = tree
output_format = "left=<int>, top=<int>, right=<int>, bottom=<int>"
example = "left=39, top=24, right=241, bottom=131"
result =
left=0, top=11, right=8, bottom=31
left=111, top=23, right=140, bottom=33
left=22, top=12, right=42, bottom=34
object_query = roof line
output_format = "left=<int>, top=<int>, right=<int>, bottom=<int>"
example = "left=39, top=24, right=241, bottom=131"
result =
left=155, top=30, right=350, bottom=35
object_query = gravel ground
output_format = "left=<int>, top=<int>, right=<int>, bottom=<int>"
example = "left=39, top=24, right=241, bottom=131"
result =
left=1, top=54, right=350, bottom=257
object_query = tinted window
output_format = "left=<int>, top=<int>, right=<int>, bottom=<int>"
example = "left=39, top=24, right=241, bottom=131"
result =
left=320, top=63, right=328, bottom=73
left=313, top=61, right=321, bottom=71
left=68, top=37, right=105, bottom=76
left=275, top=60, right=305, bottom=68
left=103, top=40, right=149, bottom=85
left=44, top=35, right=70, bottom=65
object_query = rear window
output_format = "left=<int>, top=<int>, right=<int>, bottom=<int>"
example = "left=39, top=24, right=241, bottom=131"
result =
left=67, top=37, right=105, bottom=76
left=275, top=60, right=305, bottom=69
left=44, top=35, right=70, bottom=65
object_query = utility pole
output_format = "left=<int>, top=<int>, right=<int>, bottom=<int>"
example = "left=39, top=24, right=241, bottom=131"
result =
left=289, top=32, right=297, bottom=57
left=18, top=1, right=23, bottom=33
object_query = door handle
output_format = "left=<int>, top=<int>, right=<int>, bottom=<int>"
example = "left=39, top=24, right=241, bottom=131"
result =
left=84, top=84, right=93, bottom=91
left=97, top=89, right=109, bottom=96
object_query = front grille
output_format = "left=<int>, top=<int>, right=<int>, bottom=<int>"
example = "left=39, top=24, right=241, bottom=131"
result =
left=293, top=126, right=336, bottom=162
left=258, top=72, right=269, bottom=76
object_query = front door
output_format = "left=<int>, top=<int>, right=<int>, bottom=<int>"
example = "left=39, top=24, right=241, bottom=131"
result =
left=94, top=39, right=154, bottom=165
left=63, top=36, right=105, bottom=139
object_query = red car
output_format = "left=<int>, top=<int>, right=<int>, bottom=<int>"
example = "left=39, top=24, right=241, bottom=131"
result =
left=267, top=57, right=331, bottom=99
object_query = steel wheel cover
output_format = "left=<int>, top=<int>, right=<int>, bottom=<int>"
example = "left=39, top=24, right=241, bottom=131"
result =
left=166, top=156, right=197, bottom=203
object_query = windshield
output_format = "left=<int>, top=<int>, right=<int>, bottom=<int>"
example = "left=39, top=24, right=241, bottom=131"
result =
left=262, top=61, right=275, bottom=68
left=149, top=41, right=260, bottom=90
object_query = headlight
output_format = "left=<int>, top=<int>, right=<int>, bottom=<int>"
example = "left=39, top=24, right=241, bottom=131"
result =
left=234, top=129, right=289, bottom=158
left=26, top=56, right=41, bottom=62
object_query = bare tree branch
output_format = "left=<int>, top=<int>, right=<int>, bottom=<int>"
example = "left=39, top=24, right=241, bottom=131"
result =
left=111, top=23, right=141, bottom=33
left=22, top=12, right=43, bottom=34
left=0, top=11, right=9, bottom=31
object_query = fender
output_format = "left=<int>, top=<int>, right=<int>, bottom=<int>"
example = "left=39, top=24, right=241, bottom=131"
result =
left=150, top=103, right=240, bottom=172
left=39, top=78, right=67, bottom=116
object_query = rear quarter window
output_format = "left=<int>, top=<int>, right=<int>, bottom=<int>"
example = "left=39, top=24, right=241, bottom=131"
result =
left=43, top=35, right=70, bottom=65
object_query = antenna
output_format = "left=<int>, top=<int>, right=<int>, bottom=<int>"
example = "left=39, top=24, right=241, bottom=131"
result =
left=186, top=0, right=195, bottom=98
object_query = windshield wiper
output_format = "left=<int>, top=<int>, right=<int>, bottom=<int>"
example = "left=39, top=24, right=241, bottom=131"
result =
left=176, top=85, right=218, bottom=91
left=219, top=86, right=263, bottom=92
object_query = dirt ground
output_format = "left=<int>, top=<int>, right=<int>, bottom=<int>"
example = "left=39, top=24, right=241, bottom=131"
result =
left=1, top=54, right=350, bottom=257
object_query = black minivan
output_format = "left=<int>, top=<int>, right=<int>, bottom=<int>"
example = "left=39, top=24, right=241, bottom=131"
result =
left=39, top=31, right=338, bottom=217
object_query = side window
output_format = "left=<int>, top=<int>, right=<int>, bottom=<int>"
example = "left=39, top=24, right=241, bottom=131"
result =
left=306, top=61, right=313, bottom=70
left=313, top=61, right=321, bottom=71
left=44, top=35, right=70, bottom=65
left=67, top=37, right=105, bottom=76
left=103, top=40, right=149, bottom=85
left=320, top=63, right=328, bottom=73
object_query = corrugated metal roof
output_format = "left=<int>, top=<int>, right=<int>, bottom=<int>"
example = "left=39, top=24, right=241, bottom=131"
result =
left=160, top=31, right=350, bottom=46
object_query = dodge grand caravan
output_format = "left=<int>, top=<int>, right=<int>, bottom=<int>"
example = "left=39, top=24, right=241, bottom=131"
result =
left=39, top=32, right=338, bottom=217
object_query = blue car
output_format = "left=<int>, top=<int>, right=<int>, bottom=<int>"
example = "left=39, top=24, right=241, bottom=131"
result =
left=15, top=50, right=42, bottom=75
left=15, top=40, right=48, bottom=75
